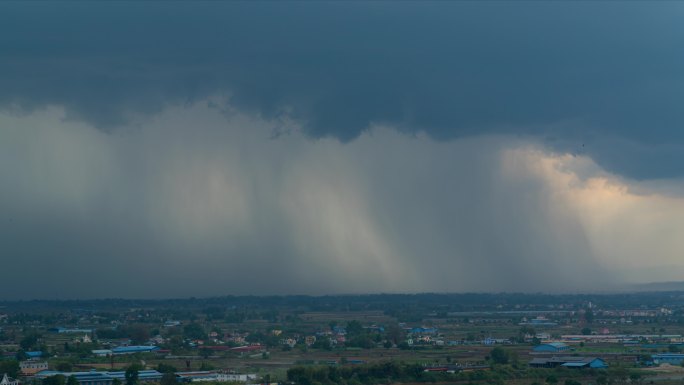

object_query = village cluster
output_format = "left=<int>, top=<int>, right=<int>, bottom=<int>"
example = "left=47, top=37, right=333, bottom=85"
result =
left=1, top=294, right=684, bottom=385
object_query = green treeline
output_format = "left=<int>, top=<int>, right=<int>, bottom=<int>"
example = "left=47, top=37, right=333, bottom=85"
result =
left=287, top=362, right=431, bottom=385
left=286, top=362, right=512, bottom=385
left=286, top=361, right=640, bottom=385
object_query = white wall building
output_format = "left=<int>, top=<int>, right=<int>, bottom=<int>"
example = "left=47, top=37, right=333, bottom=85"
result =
left=0, top=374, right=19, bottom=385
left=20, top=361, right=48, bottom=375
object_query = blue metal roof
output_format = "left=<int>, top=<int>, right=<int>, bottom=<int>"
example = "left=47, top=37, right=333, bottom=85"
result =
left=36, top=370, right=163, bottom=382
left=106, top=370, right=161, bottom=380
left=35, top=371, right=62, bottom=377
left=111, top=345, right=159, bottom=353
left=562, top=362, right=588, bottom=367
left=71, top=373, right=112, bottom=381
left=533, top=343, right=569, bottom=351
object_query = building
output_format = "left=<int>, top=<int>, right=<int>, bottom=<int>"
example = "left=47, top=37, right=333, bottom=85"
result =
left=217, top=373, right=257, bottom=383
left=49, top=328, right=94, bottom=334
left=25, top=352, right=43, bottom=359
left=532, top=342, right=571, bottom=353
left=519, top=316, right=558, bottom=327
left=106, top=371, right=162, bottom=384
left=410, top=327, right=438, bottom=335
left=36, top=371, right=112, bottom=385
left=110, top=346, right=159, bottom=355
left=175, top=372, right=218, bottom=382
left=91, top=350, right=112, bottom=357
left=229, top=345, right=263, bottom=353
left=483, top=338, right=510, bottom=345
left=0, top=374, right=19, bottom=385
left=652, top=354, right=684, bottom=365
left=20, top=361, right=48, bottom=375
left=174, top=372, right=258, bottom=383
left=35, top=370, right=163, bottom=385
left=529, top=357, right=607, bottom=369
left=423, top=365, right=461, bottom=374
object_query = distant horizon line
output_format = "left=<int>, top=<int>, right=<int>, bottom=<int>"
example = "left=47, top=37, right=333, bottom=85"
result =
left=3, top=283, right=684, bottom=303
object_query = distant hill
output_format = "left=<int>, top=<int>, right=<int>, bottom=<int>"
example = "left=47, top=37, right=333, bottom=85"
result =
left=628, top=281, right=684, bottom=292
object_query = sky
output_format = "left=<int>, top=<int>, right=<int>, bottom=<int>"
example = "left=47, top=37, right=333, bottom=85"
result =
left=1, top=2, right=684, bottom=299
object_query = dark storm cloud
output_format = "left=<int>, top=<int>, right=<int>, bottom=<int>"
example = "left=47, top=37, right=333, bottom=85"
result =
left=3, top=2, right=684, bottom=299
left=2, top=2, right=684, bottom=179
left=0, top=108, right=622, bottom=299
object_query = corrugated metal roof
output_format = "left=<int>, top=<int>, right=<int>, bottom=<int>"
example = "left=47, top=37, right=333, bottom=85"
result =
left=111, top=346, right=159, bottom=353
left=561, top=362, right=588, bottom=367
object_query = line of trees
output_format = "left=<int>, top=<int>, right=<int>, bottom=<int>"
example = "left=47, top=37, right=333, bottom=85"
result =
left=287, top=362, right=429, bottom=385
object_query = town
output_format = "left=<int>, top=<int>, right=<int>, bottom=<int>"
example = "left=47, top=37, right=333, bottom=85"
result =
left=1, top=293, right=684, bottom=385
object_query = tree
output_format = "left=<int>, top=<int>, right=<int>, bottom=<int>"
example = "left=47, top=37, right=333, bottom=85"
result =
left=0, top=360, right=20, bottom=378
left=638, top=354, right=652, bottom=364
left=609, top=366, right=628, bottom=384
left=312, top=336, right=332, bottom=350
left=385, top=324, right=405, bottom=345
left=564, top=380, right=581, bottom=385
left=490, top=347, right=510, bottom=365
left=66, top=376, right=79, bottom=385
left=346, top=320, right=363, bottom=336
left=347, top=334, right=374, bottom=349
left=183, top=323, right=206, bottom=340
left=157, top=363, right=177, bottom=373
left=43, top=375, right=66, bottom=385
left=545, top=375, right=558, bottom=384
left=519, top=326, right=536, bottom=342
left=20, top=333, right=41, bottom=350
left=166, top=335, right=185, bottom=352
left=160, top=372, right=177, bottom=385
left=125, top=325, right=151, bottom=345
left=56, top=362, right=73, bottom=372
left=125, top=364, right=141, bottom=385
left=14, top=350, right=27, bottom=361
left=581, top=327, right=592, bottom=335
left=199, top=348, right=212, bottom=359
left=203, top=306, right=225, bottom=321
left=629, top=372, right=643, bottom=384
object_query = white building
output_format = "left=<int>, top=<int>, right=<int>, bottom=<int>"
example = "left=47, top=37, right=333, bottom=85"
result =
left=176, top=372, right=257, bottom=383
left=92, top=349, right=113, bottom=357
left=216, top=373, right=258, bottom=382
left=20, top=361, right=48, bottom=375
left=0, top=374, right=19, bottom=385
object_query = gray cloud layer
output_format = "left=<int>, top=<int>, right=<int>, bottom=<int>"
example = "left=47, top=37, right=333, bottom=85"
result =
left=1, top=105, right=622, bottom=299
left=3, top=3, right=684, bottom=299
left=2, top=2, right=684, bottom=179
